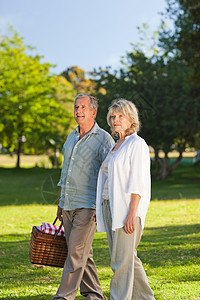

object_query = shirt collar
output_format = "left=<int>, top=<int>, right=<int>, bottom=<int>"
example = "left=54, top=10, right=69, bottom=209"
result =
left=75, top=122, right=100, bottom=135
left=125, top=132, right=137, bottom=139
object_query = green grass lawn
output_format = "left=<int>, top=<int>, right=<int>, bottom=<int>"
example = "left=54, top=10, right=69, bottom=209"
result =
left=0, top=165, right=200, bottom=299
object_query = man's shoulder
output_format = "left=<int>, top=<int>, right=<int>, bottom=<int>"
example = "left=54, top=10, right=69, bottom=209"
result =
left=95, top=125, right=112, bottom=139
left=68, top=129, right=76, bottom=138
left=96, top=128, right=115, bottom=146
left=63, top=129, right=76, bottom=144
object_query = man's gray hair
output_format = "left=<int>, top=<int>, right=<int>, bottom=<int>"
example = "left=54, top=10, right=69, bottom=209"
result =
left=75, top=93, right=98, bottom=110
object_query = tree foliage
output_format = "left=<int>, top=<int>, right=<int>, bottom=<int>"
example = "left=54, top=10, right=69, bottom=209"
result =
left=161, top=0, right=200, bottom=149
left=92, top=22, right=200, bottom=179
left=0, top=28, right=75, bottom=168
left=161, top=0, right=200, bottom=85
left=61, top=66, right=96, bottom=94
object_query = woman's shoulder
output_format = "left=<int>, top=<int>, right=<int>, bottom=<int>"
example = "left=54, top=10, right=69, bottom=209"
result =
left=127, top=133, right=148, bottom=149
left=127, top=132, right=144, bottom=142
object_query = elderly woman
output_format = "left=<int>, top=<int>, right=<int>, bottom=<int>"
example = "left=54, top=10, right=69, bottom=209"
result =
left=96, top=99, right=155, bottom=300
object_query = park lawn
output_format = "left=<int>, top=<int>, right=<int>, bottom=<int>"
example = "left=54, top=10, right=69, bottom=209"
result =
left=0, top=154, right=52, bottom=168
left=0, top=165, right=200, bottom=299
left=0, top=164, right=200, bottom=207
left=0, top=151, right=196, bottom=168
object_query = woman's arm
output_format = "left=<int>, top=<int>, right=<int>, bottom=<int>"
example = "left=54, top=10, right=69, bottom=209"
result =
left=124, top=193, right=141, bottom=234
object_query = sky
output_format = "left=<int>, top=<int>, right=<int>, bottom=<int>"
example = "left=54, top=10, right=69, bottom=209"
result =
left=0, top=0, right=170, bottom=75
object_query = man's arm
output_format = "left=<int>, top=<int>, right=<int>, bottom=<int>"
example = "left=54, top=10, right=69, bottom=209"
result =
left=57, top=187, right=63, bottom=222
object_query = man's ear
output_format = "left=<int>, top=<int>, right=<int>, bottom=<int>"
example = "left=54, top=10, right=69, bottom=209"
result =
left=93, top=109, right=97, bottom=119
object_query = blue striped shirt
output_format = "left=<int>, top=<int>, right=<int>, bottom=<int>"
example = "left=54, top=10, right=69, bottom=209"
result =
left=58, top=122, right=114, bottom=210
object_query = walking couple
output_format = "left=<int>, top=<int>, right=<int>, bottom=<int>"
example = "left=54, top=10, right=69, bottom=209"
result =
left=51, top=93, right=155, bottom=300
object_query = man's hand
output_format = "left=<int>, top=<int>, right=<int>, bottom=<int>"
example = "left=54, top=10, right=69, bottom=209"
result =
left=57, top=206, right=63, bottom=222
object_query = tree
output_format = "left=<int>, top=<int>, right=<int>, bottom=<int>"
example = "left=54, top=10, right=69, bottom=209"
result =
left=0, top=28, right=74, bottom=168
left=160, top=0, right=200, bottom=151
left=91, top=67, right=124, bottom=132
left=61, top=66, right=96, bottom=94
left=91, top=24, right=199, bottom=179
left=122, top=48, right=199, bottom=178
left=163, top=0, right=200, bottom=85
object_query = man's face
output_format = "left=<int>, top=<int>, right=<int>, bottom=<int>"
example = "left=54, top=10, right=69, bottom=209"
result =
left=74, top=97, right=97, bottom=127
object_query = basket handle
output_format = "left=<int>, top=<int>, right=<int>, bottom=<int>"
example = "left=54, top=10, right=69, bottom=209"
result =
left=53, top=217, right=63, bottom=239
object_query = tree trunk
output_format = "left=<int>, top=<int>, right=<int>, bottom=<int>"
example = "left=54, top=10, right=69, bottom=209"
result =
left=16, top=136, right=22, bottom=168
left=154, top=147, right=160, bottom=173
left=158, top=153, right=170, bottom=180
left=54, top=147, right=60, bottom=168
left=158, top=150, right=183, bottom=180
left=169, top=151, right=183, bottom=172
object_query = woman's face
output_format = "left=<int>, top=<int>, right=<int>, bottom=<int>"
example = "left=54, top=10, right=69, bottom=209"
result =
left=110, top=111, right=132, bottom=135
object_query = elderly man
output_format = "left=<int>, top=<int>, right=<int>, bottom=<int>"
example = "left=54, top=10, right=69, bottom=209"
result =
left=52, top=93, right=114, bottom=300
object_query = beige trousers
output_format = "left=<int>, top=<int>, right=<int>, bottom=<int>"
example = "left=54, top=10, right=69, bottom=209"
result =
left=102, top=200, right=155, bottom=300
left=52, top=208, right=103, bottom=300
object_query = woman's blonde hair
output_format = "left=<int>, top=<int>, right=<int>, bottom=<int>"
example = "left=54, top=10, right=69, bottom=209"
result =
left=107, top=99, right=140, bottom=138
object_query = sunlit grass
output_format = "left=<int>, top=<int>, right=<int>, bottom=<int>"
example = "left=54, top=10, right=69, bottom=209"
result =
left=0, top=165, right=200, bottom=299
left=0, top=154, right=52, bottom=168
left=0, top=200, right=200, bottom=299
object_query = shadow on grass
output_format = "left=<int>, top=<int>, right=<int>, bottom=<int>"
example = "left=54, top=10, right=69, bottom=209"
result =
left=1, top=223, right=200, bottom=270
left=1, top=296, right=52, bottom=300
left=151, top=164, right=200, bottom=200
left=139, top=223, right=200, bottom=269
left=0, top=167, right=61, bottom=206
left=0, top=224, right=199, bottom=299
left=0, top=295, right=85, bottom=300
left=0, top=165, right=200, bottom=206
left=94, top=223, right=200, bottom=269
left=1, top=221, right=200, bottom=265
left=144, top=223, right=200, bottom=241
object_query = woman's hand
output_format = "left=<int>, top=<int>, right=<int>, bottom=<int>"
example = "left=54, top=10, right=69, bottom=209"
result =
left=124, top=212, right=136, bottom=234
left=124, top=193, right=141, bottom=234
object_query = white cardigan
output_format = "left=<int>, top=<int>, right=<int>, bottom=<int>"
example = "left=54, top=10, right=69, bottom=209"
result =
left=96, top=133, right=151, bottom=232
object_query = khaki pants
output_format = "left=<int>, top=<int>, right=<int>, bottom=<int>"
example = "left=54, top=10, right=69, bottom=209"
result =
left=52, top=208, right=103, bottom=300
left=102, top=200, right=155, bottom=300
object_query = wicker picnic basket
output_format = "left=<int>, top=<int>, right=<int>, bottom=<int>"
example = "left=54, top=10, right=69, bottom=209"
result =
left=29, top=217, right=68, bottom=268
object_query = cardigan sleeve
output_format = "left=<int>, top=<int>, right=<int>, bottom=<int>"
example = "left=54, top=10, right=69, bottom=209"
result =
left=125, top=139, right=150, bottom=197
left=96, top=168, right=107, bottom=232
